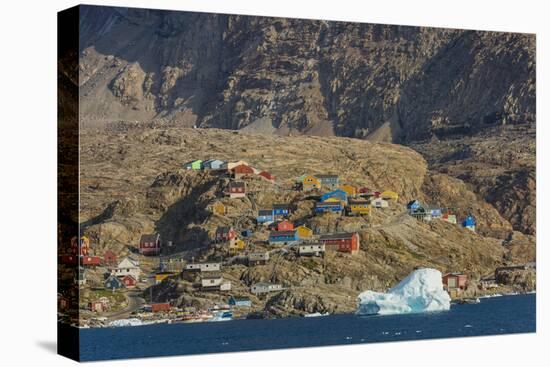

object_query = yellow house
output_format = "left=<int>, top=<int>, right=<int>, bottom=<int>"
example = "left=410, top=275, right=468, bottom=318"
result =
left=302, top=175, right=321, bottom=191
left=228, top=239, right=246, bottom=253
left=347, top=200, right=372, bottom=216
left=295, top=225, right=313, bottom=239
left=155, top=272, right=175, bottom=284
left=323, top=197, right=341, bottom=203
left=381, top=190, right=399, bottom=201
left=339, top=184, right=357, bottom=197
left=211, top=202, right=226, bottom=216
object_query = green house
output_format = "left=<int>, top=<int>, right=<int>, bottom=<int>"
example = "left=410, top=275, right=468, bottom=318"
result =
left=185, top=159, right=203, bottom=170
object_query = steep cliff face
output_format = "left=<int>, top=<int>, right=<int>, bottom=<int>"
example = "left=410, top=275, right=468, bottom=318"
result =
left=77, top=5, right=535, bottom=142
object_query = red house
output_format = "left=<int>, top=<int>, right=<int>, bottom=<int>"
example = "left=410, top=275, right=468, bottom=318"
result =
left=59, top=254, right=77, bottom=265
left=442, top=273, right=468, bottom=291
left=232, top=164, right=255, bottom=179
left=259, top=171, right=275, bottom=182
left=81, top=256, right=101, bottom=267
left=320, top=232, right=360, bottom=254
left=120, top=275, right=137, bottom=288
left=215, top=226, right=237, bottom=242
left=151, top=303, right=171, bottom=313
left=276, top=220, right=294, bottom=231
left=139, top=233, right=161, bottom=256
left=103, top=250, right=118, bottom=266
left=227, top=181, right=246, bottom=198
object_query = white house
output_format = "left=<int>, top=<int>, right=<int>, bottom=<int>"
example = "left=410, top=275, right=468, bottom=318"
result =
left=298, top=243, right=325, bottom=257
left=370, top=198, right=389, bottom=208
left=250, top=282, right=283, bottom=295
left=201, top=276, right=231, bottom=291
left=112, top=257, right=141, bottom=280
left=185, top=262, right=222, bottom=272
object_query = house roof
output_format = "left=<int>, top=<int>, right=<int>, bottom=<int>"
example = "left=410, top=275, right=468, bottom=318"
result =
left=140, top=233, right=159, bottom=243
left=320, top=232, right=357, bottom=240
left=229, top=181, right=245, bottom=188
left=348, top=199, right=370, bottom=205
left=269, top=230, right=296, bottom=237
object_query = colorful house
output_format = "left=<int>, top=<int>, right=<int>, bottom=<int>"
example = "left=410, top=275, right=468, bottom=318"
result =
left=224, top=160, right=250, bottom=171
left=315, top=201, right=344, bottom=214
left=211, top=202, right=226, bottom=216
left=216, top=226, right=237, bottom=242
left=441, top=214, right=458, bottom=224
left=273, top=203, right=291, bottom=217
left=302, top=175, right=321, bottom=191
left=259, top=171, right=275, bottom=182
left=429, top=208, right=443, bottom=218
left=347, top=200, right=372, bottom=216
left=151, top=303, right=171, bottom=313
left=232, top=164, right=255, bottom=179
left=104, top=275, right=124, bottom=290
left=112, top=257, right=141, bottom=280
left=320, top=232, right=360, bottom=254
left=295, top=225, right=313, bottom=239
left=407, top=200, right=422, bottom=212
left=228, top=239, right=246, bottom=253
left=103, top=250, right=118, bottom=267
left=227, top=181, right=246, bottom=198
left=276, top=220, right=294, bottom=231
left=339, top=184, right=358, bottom=197
left=228, top=296, right=252, bottom=307
left=139, top=233, right=161, bottom=256
left=462, top=215, right=476, bottom=232
left=321, top=189, right=348, bottom=204
left=120, top=274, right=137, bottom=287
left=257, top=209, right=275, bottom=223
left=201, top=159, right=225, bottom=170
left=154, top=272, right=175, bottom=284
left=381, top=190, right=399, bottom=201
left=316, top=174, right=339, bottom=190
left=184, top=159, right=203, bottom=170
left=442, top=273, right=469, bottom=292
left=268, top=230, right=299, bottom=245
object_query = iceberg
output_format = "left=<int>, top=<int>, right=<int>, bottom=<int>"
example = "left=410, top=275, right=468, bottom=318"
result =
left=356, top=268, right=451, bottom=316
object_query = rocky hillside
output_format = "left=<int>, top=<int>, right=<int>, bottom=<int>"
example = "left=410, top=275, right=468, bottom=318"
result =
left=76, top=127, right=534, bottom=315
left=76, top=5, right=535, bottom=143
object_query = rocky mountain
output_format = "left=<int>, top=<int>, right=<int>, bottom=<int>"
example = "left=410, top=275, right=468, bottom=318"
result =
left=77, top=5, right=535, bottom=143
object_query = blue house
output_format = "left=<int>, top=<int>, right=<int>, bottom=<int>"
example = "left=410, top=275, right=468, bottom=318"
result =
left=429, top=208, right=442, bottom=218
left=315, top=201, right=344, bottom=214
left=462, top=215, right=476, bottom=232
left=272, top=204, right=291, bottom=217
left=202, top=159, right=226, bottom=170
left=268, top=230, right=299, bottom=245
left=228, top=296, right=252, bottom=307
left=407, top=200, right=422, bottom=212
left=104, top=275, right=124, bottom=290
left=257, top=209, right=274, bottom=223
left=321, top=189, right=348, bottom=204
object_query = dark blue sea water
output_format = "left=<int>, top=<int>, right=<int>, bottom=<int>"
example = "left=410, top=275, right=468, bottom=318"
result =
left=79, top=294, right=536, bottom=361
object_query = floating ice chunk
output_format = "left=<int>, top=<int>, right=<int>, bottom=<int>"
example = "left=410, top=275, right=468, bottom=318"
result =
left=356, top=268, right=451, bottom=316
left=108, top=318, right=143, bottom=327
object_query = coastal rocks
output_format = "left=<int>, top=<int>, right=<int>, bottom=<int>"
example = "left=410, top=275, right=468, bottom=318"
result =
left=356, top=268, right=451, bottom=315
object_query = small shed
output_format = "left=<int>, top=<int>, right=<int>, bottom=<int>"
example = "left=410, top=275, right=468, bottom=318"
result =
left=211, top=202, right=226, bottom=216
left=381, top=190, right=399, bottom=201
left=120, top=275, right=137, bottom=287
left=227, top=181, right=246, bottom=198
left=442, top=273, right=468, bottom=291
left=462, top=215, right=476, bottom=232
left=295, top=225, right=313, bottom=239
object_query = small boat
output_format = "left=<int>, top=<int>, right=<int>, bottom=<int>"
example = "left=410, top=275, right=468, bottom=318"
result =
left=209, top=310, right=233, bottom=322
